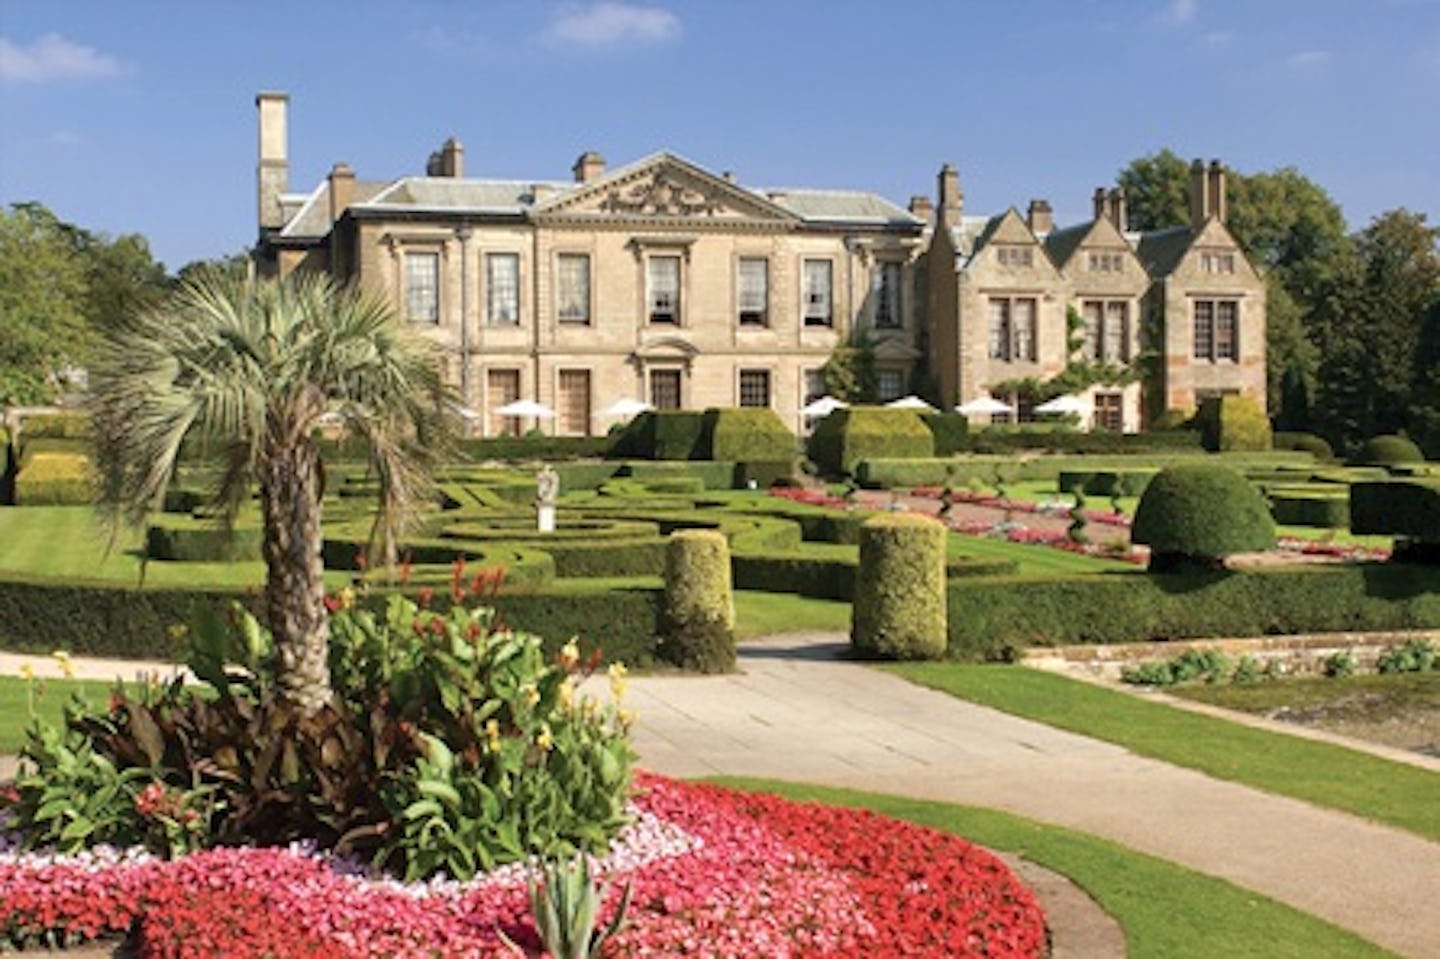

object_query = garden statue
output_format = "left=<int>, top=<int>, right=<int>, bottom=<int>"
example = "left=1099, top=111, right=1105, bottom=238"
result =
left=536, top=465, right=559, bottom=533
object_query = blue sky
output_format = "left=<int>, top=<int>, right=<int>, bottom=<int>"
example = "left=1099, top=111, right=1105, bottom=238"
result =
left=2, top=0, right=1437, bottom=271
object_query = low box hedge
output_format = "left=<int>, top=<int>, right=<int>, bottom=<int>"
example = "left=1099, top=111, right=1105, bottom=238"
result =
left=947, top=564, right=1440, bottom=661
left=963, top=428, right=1202, bottom=454
left=620, top=460, right=736, bottom=489
left=145, top=519, right=264, bottom=562
left=1266, top=488, right=1350, bottom=528
left=15, top=451, right=95, bottom=505
left=921, top=413, right=970, bottom=456
left=858, top=452, right=1317, bottom=489
left=18, top=411, right=92, bottom=441
left=0, top=575, right=661, bottom=666
left=734, top=460, right=797, bottom=489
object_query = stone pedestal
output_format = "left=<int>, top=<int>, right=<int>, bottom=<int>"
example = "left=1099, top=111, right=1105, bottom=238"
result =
left=537, top=503, right=556, bottom=533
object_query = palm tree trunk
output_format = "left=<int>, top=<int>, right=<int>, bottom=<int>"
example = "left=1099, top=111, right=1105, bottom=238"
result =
left=260, top=434, right=332, bottom=714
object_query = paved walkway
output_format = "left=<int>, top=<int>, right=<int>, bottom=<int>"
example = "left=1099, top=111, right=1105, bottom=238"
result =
left=4, top=639, right=1439, bottom=957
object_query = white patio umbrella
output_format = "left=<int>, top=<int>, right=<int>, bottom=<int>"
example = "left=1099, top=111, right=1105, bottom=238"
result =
left=800, top=395, right=849, bottom=417
left=955, top=396, right=1016, bottom=416
left=448, top=403, right=484, bottom=421
left=494, top=399, right=557, bottom=419
left=884, top=395, right=937, bottom=412
left=1034, top=395, right=1091, bottom=416
left=599, top=398, right=655, bottom=418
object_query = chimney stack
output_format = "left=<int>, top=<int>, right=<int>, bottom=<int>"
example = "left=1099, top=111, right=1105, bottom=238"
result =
left=1108, top=188, right=1128, bottom=232
left=1189, top=158, right=1211, bottom=230
left=328, top=162, right=355, bottom=225
left=1207, top=160, right=1227, bottom=224
left=722, top=170, right=737, bottom=184
left=909, top=194, right=934, bottom=221
left=937, top=163, right=963, bottom=230
left=1027, top=199, right=1053, bottom=235
left=256, top=91, right=290, bottom=232
left=1092, top=187, right=1108, bottom=222
left=573, top=151, right=606, bottom=183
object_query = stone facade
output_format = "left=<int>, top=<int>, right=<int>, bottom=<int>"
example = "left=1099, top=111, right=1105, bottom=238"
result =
left=252, top=94, right=1264, bottom=437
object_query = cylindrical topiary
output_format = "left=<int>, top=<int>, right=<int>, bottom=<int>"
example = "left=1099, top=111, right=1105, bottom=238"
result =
left=1132, top=465, right=1276, bottom=571
left=1353, top=434, right=1425, bottom=466
left=851, top=513, right=947, bottom=660
left=660, top=529, right=735, bottom=672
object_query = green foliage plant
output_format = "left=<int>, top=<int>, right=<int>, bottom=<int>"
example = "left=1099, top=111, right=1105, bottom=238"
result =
left=1120, top=649, right=1229, bottom=686
left=3, top=590, right=636, bottom=881
left=1067, top=487, right=1090, bottom=544
left=660, top=529, right=735, bottom=672
left=1323, top=651, right=1356, bottom=678
left=851, top=513, right=947, bottom=660
left=1197, top=396, right=1273, bottom=452
left=504, top=853, right=632, bottom=959
left=1131, top=465, right=1276, bottom=571
left=1376, top=639, right=1437, bottom=674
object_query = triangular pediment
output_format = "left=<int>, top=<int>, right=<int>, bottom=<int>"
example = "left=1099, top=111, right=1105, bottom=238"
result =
left=988, top=209, right=1040, bottom=245
left=1069, top=217, right=1145, bottom=269
left=872, top=335, right=921, bottom=361
left=535, top=153, right=800, bottom=224
left=1177, top=217, right=1261, bottom=281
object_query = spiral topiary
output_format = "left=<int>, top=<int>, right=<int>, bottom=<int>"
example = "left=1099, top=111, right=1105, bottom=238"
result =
left=1131, top=465, right=1275, bottom=571
left=851, top=513, right=947, bottom=660
left=660, top=529, right=735, bottom=672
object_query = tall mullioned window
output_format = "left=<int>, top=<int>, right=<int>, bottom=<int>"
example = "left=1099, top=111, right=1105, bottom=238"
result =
left=803, top=259, right=833, bottom=327
left=1081, top=300, right=1130, bottom=362
left=485, top=253, right=519, bottom=326
left=737, top=257, right=768, bottom=326
left=874, top=261, right=902, bottom=328
left=648, top=256, right=681, bottom=324
left=989, top=297, right=1038, bottom=362
left=1193, top=299, right=1239, bottom=361
left=557, top=254, right=590, bottom=324
left=404, top=252, right=439, bottom=323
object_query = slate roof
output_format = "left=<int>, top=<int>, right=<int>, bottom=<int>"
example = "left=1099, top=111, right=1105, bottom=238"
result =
left=1042, top=222, right=1091, bottom=269
left=759, top=189, right=921, bottom=227
left=279, top=180, right=389, bottom=238
left=1134, top=225, right=1194, bottom=276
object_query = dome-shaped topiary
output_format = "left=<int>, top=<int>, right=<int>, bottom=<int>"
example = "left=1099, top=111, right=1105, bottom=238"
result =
left=1131, top=465, right=1275, bottom=571
left=1353, top=434, right=1424, bottom=466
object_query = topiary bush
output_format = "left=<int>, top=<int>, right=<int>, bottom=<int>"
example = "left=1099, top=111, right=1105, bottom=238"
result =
left=1131, top=465, right=1276, bottom=571
left=659, top=529, right=735, bottom=672
left=807, top=408, right=933, bottom=477
left=1273, top=431, right=1334, bottom=461
left=17, top=411, right=93, bottom=441
left=921, top=413, right=970, bottom=456
left=851, top=513, right=947, bottom=660
left=1197, top=395, right=1272, bottom=452
left=14, top=450, right=95, bottom=505
left=1353, top=434, right=1425, bottom=466
left=704, top=407, right=795, bottom=462
left=1351, top=479, right=1440, bottom=563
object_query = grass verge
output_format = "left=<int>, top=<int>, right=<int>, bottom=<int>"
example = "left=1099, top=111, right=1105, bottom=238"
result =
left=708, top=777, right=1397, bottom=959
left=0, top=676, right=123, bottom=754
left=887, top=663, right=1440, bottom=841
left=733, top=590, right=851, bottom=639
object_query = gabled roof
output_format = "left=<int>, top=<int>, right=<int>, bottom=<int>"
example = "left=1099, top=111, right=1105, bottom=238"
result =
left=1042, top=223, right=1090, bottom=269
left=1135, top=225, right=1194, bottom=276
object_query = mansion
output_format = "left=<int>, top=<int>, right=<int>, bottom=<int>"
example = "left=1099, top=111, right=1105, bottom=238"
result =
left=253, top=92, right=1265, bottom=437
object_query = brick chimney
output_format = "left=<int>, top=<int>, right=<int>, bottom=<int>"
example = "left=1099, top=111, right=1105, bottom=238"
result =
left=1207, top=160, right=1227, bottom=224
left=424, top=138, right=464, bottom=178
left=1189, top=158, right=1211, bottom=230
left=256, top=91, right=290, bottom=232
left=1108, top=188, right=1128, bottom=232
left=573, top=151, right=606, bottom=183
left=1027, top=199, right=1053, bottom=235
left=328, top=162, right=355, bottom=225
left=1092, top=187, right=1108, bottom=222
left=909, top=194, right=934, bottom=221
left=937, top=163, right=963, bottom=230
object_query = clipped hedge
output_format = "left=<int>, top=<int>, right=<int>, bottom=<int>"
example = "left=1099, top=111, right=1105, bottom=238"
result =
left=808, top=407, right=933, bottom=476
left=946, top=564, right=1440, bottom=661
left=1351, top=479, right=1440, bottom=542
left=921, top=413, right=970, bottom=456
left=660, top=529, right=735, bottom=672
left=705, top=407, right=795, bottom=462
left=1272, top=432, right=1334, bottom=461
left=145, top=518, right=264, bottom=562
left=552, top=461, right=624, bottom=491
left=0, top=575, right=662, bottom=666
left=15, top=451, right=95, bottom=505
left=1057, top=469, right=1155, bottom=498
left=621, top=460, right=736, bottom=489
left=17, top=411, right=92, bottom=440
left=1267, top=488, right=1350, bottom=529
left=858, top=452, right=1315, bottom=489
left=852, top=513, right=947, bottom=660
left=734, top=460, right=796, bottom=489
left=1197, top=395, right=1272, bottom=452
left=964, top=428, right=1201, bottom=455
left=1353, top=434, right=1425, bottom=466
left=615, top=410, right=708, bottom=460
left=733, top=549, right=1018, bottom=602
left=1132, top=465, right=1275, bottom=568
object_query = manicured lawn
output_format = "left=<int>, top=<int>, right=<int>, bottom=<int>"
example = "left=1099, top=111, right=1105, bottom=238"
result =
left=0, top=676, right=122, bottom=754
left=0, top=506, right=350, bottom=588
left=710, top=778, right=1397, bottom=959
left=733, top=590, right=851, bottom=639
left=945, top=529, right=1137, bottom=575
left=888, top=663, right=1440, bottom=841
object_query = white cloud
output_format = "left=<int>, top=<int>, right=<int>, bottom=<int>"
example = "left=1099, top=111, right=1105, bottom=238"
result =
left=1285, top=49, right=1333, bottom=69
left=1167, top=0, right=1198, bottom=25
left=544, top=2, right=680, bottom=49
left=0, top=32, right=125, bottom=82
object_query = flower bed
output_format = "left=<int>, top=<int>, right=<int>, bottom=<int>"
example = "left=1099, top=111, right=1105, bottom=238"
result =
left=1, top=774, right=1047, bottom=958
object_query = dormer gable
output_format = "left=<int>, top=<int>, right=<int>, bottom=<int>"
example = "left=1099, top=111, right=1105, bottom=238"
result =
left=533, top=152, right=800, bottom=226
left=966, top=208, right=1062, bottom=279
left=1060, top=215, right=1146, bottom=280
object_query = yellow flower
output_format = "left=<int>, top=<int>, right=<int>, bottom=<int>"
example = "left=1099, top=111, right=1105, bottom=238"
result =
left=619, top=709, right=637, bottom=729
left=559, top=640, right=580, bottom=670
left=607, top=662, right=628, bottom=701
left=521, top=684, right=540, bottom=707
left=20, top=662, right=35, bottom=682
left=558, top=677, right=575, bottom=708
left=485, top=718, right=501, bottom=750
left=166, top=623, right=189, bottom=642
left=51, top=650, right=75, bottom=679
left=536, top=725, right=553, bottom=751
left=338, top=586, right=356, bottom=610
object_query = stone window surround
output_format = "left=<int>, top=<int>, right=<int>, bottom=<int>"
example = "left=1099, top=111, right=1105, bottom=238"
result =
left=872, top=260, right=903, bottom=329
left=553, top=250, right=593, bottom=325
left=801, top=256, right=835, bottom=327
left=735, top=254, right=771, bottom=328
left=986, top=294, right=1040, bottom=363
left=1192, top=297, right=1240, bottom=363
left=483, top=250, right=521, bottom=327
left=1079, top=298, right=1133, bottom=363
left=398, top=244, right=444, bottom=325
left=737, top=367, right=773, bottom=408
left=629, top=236, right=696, bottom=329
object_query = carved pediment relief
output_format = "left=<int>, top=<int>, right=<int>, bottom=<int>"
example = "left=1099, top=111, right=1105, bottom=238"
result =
left=538, top=155, right=797, bottom=225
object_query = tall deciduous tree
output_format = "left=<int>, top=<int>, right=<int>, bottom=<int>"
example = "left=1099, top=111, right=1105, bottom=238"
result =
left=0, top=203, right=91, bottom=403
left=89, top=272, right=450, bottom=713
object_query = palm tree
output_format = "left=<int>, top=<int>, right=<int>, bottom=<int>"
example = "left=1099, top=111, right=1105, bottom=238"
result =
left=89, top=270, right=449, bottom=714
